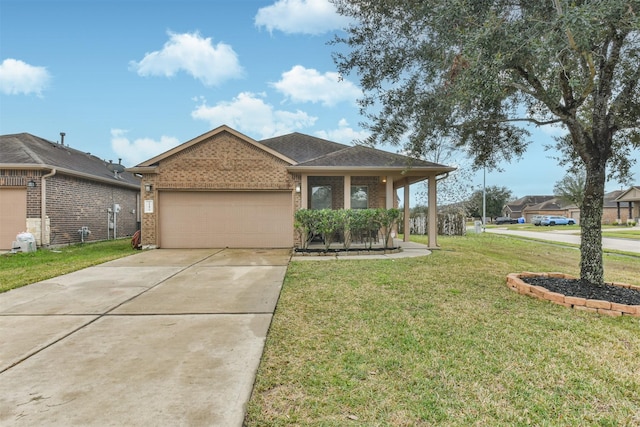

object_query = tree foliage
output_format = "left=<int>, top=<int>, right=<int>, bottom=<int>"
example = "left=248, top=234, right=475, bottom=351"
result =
left=332, top=0, right=640, bottom=285
left=554, top=170, right=587, bottom=207
left=466, top=186, right=513, bottom=219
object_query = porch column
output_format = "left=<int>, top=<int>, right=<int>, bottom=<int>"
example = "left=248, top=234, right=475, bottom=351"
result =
left=427, top=174, right=438, bottom=248
left=344, top=175, right=351, bottom=209
left=301, top=174, right=308, bottom=209
left=385, top=177, right=394, bottom=209
left=403, top=178, right=410, bottom=242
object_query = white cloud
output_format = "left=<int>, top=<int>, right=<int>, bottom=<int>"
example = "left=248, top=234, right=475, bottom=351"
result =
left=110, top=129, right=180, bottom=166
left=0, top=58, right=51, bottom=96
left=271, top=65, right=361, bottom=106
left=538, top=122, right=568, bottom=138
left=191, top=92, right=317, bottom=139
left=129, top=31, right=244, bottom=86
left=314, top=118, right=370, bottom=144
left=255, top=0, right=351, bottom=35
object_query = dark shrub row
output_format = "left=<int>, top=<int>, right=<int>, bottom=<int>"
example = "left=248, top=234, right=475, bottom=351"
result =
left=294, top=208, right=401, bottom=250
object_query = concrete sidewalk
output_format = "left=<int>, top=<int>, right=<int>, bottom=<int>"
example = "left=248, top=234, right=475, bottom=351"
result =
left=0, top=248, right=290, bottom=426
left=485, top=228, right=640, bottom=254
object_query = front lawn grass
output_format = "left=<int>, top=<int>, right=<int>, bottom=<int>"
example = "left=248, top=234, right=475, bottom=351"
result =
left=246, top=233, right=640, bottom=426
left=602, top=229, right=640, bottom=240
left=0, top=239, right=135, bottom=293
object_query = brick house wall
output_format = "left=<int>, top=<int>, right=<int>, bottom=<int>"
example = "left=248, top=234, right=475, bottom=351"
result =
left=45, top=174, right=139, bottom=245
left=140, top=132, right=297, bottom=247
left=602, top=206, right=634, bottom=224
left=1, top=169, right=139, bottom=246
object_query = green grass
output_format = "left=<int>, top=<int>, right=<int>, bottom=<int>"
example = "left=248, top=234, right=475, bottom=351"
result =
left=246, top=233, right=640, bottom=426
left=0, top=239, right=136, bottom=293
left=602, top=229, right=640, bottom=240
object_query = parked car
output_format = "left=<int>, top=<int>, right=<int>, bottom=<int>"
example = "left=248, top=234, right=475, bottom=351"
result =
left=540, top=215, right=576, bottom=226
left=495, top=216, right=519, bottom=225
left=531, top=215, right=544, bottom=226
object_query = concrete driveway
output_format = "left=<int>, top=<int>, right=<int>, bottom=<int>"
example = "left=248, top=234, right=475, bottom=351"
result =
left=0, top=248, right=291, bottom=426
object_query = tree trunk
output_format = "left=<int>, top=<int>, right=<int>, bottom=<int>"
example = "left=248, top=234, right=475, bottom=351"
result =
left=580, top=160, right=606, bottom=286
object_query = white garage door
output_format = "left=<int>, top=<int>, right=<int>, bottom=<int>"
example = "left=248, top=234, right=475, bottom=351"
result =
left=0, top=188, right=26, bottom=250
left=158, top=191, right=293, bottom=248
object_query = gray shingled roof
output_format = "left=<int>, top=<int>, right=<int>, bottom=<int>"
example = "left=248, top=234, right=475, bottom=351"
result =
left=0, top=133, right=140, bottom=187
left=260, top=132, right=348, bottom=163
left=604, top=190, right=625, bottom=208
left=295, top=144, right=446, bottom=168
left=261, top=133, right=449, bottom=169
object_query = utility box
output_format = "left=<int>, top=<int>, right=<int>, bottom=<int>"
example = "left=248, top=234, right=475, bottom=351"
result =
left=474, top=221, right=483, bottom=233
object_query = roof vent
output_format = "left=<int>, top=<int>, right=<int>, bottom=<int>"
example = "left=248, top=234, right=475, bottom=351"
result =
left=60, top=132, right=66, bottom=146
left=106, top=159, right=125, bottom=179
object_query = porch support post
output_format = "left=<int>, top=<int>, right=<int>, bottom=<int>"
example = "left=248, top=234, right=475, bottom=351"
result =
left=385, top=178, right=394, bottom=209
left=403, top=178, right=410, bottom=242
left=344, top=175, right=351, bottom=209
left=301, top=174, right=308, bottom=209
left=427, top=174, right=438, bottom=249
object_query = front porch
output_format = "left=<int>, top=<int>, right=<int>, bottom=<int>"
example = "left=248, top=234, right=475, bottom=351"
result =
left=295, top=172, right=445, bottom=249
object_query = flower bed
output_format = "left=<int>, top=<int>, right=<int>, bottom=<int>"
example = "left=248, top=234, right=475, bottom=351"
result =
left=506, top=272, right=640, bottom=317
left=294, top=247, right=402, bottom=256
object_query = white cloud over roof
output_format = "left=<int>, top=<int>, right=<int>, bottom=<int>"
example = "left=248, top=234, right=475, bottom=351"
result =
left=255, top=0, right=351, bottom=35
left=0, top=58, right=51, bottom=96
left=272, top=65, right=361, bottom=106
left=110, top=129, right=180, bottom=166
left=315, top=118, right=370, bottom=144
left=191, top=92, right=317, bottom=139
left=129, top=31, right=244, bottom=86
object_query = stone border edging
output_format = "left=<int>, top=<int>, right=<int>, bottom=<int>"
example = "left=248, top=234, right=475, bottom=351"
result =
left=506, top=272, right=640, bottom=317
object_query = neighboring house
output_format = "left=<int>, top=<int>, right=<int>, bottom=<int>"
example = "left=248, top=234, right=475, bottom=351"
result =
left=0, top=133, right=141, bottom=250
left=519, top=189, right=639, bottom=225
left=522, top=197, right=576, bottom=222
left=503, top=195, right=555, bottom=220
left=611, top=186, right=639, bottom=224
left=128, top=125, right=454, bottom=249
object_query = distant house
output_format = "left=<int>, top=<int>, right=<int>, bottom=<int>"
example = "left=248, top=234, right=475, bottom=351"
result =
left=610, top=186, right=639, bottom=224
left=514, top=188, right=639, bottom=225
left=503, top=195, right=555, bottom=220
left=522, top=197, right=576, bottom=221
left=564, top=189, right=636, bottom=225
left=0, top=133, right=140, bottom=250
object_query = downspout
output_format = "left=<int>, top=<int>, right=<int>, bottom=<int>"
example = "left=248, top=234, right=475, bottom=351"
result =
left=436, top=172, right=450, bottom=182
left=41, top=169, right=57, bottom=247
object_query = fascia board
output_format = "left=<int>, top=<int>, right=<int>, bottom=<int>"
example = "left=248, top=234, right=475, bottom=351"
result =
left=1, top=163, right=140, bottom=190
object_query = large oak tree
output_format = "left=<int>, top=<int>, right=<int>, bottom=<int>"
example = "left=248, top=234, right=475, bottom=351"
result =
left=332, top=0, right=640, bottom=285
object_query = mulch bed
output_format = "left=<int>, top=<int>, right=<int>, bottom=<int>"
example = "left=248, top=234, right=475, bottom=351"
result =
left=522, top=277, right=640, bottom=306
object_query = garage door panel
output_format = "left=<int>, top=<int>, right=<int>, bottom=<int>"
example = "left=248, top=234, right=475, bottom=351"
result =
left=0, top=188, right=27, bottom=250
left=159, top=192, right=292, bottom=248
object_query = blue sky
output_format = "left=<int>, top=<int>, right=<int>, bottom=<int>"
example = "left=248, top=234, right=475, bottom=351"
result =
left=1, top=0, right=637, bottom=203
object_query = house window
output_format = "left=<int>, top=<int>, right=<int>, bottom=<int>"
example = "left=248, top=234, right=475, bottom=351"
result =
left=351, top=185, right=368, bottom=209
left=311, top=185, right=332, bottom=209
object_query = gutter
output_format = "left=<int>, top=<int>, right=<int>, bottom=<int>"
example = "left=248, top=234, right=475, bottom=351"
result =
left=2, top=163, right=139, bottom=190
left=41, top=168, right=56, bottom=247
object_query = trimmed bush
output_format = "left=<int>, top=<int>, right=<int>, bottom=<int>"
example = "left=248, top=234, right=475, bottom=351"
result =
left=294, top=208, right=401, bottom=250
